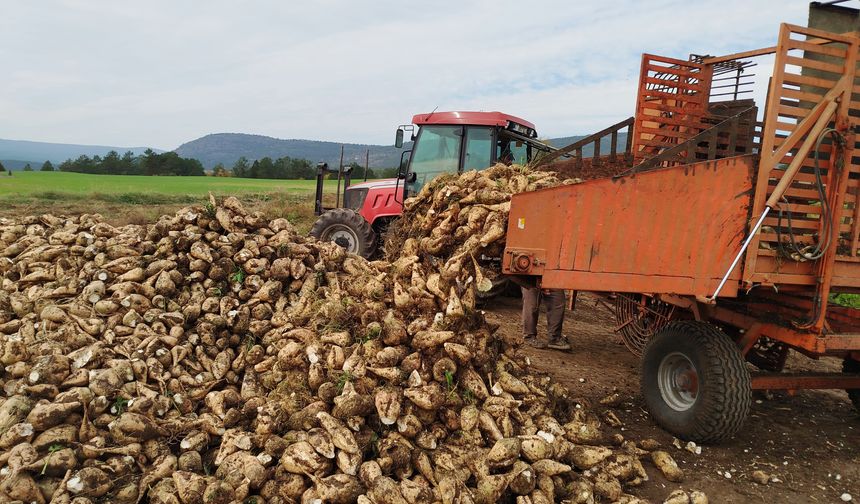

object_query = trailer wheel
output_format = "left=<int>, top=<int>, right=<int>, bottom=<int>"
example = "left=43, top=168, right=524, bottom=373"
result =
left=843, top=357, right=860, bottom=411
left=641, top=321, right=751, bottom=443
left=310, top=209, right=377, bottom=259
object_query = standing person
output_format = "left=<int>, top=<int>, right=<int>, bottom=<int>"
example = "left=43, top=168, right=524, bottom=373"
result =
left=522, top=286, right=571, bottom=351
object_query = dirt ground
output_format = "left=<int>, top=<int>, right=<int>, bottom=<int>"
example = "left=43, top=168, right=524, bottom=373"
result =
left=484, top=292, right=860, bottom=503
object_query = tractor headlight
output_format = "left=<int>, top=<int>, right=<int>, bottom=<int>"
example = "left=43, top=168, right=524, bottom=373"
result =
left=344, top=188, right=368, bottom=210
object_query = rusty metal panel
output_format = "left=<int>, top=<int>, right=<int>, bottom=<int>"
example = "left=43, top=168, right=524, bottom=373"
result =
left=504, top=156, right=756, bottom=297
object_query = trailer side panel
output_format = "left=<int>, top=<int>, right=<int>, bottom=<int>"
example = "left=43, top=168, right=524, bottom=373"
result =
left=504, top=155, right=755, bottom=297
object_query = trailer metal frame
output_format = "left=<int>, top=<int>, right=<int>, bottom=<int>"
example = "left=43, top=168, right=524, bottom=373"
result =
left=504, top=23, right=860, bottom=404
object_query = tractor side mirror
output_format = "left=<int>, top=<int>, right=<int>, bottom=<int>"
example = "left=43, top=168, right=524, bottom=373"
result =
left=395, top=129, right=404, bottom=148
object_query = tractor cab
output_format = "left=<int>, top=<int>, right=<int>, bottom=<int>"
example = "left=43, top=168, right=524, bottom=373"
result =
left=311, top=111, right=552, bottom=258
left=396, top=111, right=550, bottom=196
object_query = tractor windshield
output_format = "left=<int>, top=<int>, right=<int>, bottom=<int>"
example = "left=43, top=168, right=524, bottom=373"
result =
left=407, top=125, right=462, bottom=194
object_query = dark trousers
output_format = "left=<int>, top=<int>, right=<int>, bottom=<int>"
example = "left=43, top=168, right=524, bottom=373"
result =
left=522, top=288, right=565, bottom=340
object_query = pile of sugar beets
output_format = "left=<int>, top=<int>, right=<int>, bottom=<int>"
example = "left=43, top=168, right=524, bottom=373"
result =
left=0, top=163, right=706, bottom=503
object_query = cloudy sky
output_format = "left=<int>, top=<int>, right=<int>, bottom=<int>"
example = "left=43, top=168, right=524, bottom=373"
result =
left=0, top=1, right=808, bottom=150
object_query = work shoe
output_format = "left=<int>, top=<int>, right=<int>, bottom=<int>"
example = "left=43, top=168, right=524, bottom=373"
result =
left=524, top=336, right=547, bottom=349
left=547, top=338, right=572, bottom=351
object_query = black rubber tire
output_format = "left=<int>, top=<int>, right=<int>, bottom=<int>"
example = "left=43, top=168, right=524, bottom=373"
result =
left=843, top=357, right=860, bottom=412
left=310, top=209, right=377, bottom=259
left=641, top=320, right=751, bottom=443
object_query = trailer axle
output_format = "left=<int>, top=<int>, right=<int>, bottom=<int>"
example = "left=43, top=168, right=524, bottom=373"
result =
left=751, top=372, right=860, bottom=391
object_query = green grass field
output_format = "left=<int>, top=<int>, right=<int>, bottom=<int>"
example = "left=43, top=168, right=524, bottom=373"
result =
left=0, top=171, right=347, bottom=230
left=0, top=171, right=319, bottom=199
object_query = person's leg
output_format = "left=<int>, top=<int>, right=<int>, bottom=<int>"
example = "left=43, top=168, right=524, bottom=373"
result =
left=521, top=287, right=544, bottom=348
left=545, top=289, right=570, bottom=350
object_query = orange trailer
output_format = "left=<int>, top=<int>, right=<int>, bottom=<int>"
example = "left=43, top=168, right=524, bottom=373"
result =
left=504, top=22, right=860, bottom=442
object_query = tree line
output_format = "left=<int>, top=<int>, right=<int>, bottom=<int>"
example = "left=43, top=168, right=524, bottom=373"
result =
left=227, top=157, right=396, bottom=180
left=57, top=149, right=205, bottom=176
left=2, top=152, right=399, bottom=179
left=0, top=160, right=54, bottom=172
left=228, top=156, right=316, bottom=179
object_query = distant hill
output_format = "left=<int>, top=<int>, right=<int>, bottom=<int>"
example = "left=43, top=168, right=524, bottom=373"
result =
left=0, top=138, right=163, bottom=170
left=0, top=131, right=630, bottom=173
left=174, top=133, right=407, bottom=170
left=175, top=132, right=629, bottom=169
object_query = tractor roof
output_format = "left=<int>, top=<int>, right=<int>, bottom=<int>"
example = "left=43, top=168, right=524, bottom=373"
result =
left=411, top=111, right=535, bottom=130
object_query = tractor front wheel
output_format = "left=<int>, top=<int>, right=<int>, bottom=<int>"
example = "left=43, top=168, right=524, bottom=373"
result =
left=310, top=209, right=377, bottom=259
left=641, top=321, right=751, bottom=443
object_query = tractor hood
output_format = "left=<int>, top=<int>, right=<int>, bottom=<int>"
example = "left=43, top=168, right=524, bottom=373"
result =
left=347, top=178, right=398, bottom=191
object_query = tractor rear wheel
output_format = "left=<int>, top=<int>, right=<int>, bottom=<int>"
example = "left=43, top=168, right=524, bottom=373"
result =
left=310, top=209, right=377, bottom=259
left=843, top=357, right=860, bottom=412
left=641, top=320, right=751, bottom=443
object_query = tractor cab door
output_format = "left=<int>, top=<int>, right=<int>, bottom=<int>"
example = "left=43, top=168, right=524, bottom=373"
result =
left=463, top=127, right=493, bottom=171
left=405, top=125, right=465, bottom=195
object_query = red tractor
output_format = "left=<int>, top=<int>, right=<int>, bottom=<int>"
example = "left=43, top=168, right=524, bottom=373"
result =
left=310, top=111, right=553, bottom=257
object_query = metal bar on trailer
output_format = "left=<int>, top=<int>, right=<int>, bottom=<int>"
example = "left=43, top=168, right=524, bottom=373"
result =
left=533, top=116, right=633, bottom=168
left=710, top=209, right=771, bottom=300
left=710, top=91, right=754, bottom=97
left=710, top=82, right=755, bottom=89
left=751, top=373, right=860, bottom=390
left=853, top=187, right=860, bottom=257
left=767, top=80, right=845, bottom=168
left=336, top=145, right=344, bottom=208
left=704, top=47, right=777, bottom=65
left=610, top=131, right=618, bottom=162
left=703, top=29, right=860, bottom=65
left=712, top=74, right=756, bottom=82
left=764, top=100, right=839, bottom=208
left=821, top=334, right=860, bottom=351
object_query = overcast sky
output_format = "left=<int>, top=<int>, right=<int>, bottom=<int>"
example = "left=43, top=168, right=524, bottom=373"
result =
left=0, top=1, right=808, bottom=150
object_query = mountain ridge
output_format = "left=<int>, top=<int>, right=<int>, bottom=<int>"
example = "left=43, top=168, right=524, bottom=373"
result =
left=1, top=132, right=625, bottom=171
left=174, top=132, right=623, bottom=169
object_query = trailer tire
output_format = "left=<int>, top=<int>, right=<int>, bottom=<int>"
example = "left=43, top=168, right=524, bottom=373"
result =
left=843, top=357, right=860, bottom=411
left=310, top=209, right=377, bottom=259
left=641, top=320, right=751, bottom=443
